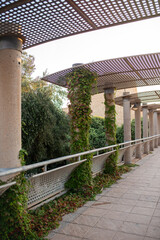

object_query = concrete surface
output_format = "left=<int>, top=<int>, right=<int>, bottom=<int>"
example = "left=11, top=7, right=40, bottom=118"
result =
left=47, top=147, right=160, bottom=240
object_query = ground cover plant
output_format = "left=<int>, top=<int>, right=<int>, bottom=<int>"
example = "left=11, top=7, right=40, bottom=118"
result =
left=30, top=164, right=136, bottom=239
left=0, top=163, right=136, bottom=239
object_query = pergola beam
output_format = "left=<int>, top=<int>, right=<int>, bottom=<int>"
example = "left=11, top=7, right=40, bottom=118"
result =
left=66, top=0, right=97, bottom=29
left=123, top=58, right=149, bottom=86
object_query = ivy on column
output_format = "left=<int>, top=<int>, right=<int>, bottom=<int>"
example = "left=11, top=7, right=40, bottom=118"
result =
left=104, top=89, right=118, bottom=174
left=65, top=67, right=97, bottom=191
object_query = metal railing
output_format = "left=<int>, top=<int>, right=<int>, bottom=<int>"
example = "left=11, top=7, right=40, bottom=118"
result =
left=0, top=134, right=160, bottom=208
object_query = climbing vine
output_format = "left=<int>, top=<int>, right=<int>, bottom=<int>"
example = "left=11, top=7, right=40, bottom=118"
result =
left=65, top=67, right=97, bottom=191
left=0, top=150, right=39, bottom=240
left=104, top=90, right=118, bottom=174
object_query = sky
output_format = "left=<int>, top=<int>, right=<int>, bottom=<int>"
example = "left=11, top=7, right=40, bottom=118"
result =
left=26, top=17, right=160, bottom=94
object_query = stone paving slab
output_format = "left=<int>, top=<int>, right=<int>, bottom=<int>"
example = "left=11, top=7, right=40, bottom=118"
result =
left=47, top=147, right=160, bottom=240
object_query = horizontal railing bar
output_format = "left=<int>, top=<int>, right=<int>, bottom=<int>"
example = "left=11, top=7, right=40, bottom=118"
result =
left=0, top=181, right=16, bottom=190
left=0, top=134, right=160, bottom=177
left=30, top=159, right=87, bottom=179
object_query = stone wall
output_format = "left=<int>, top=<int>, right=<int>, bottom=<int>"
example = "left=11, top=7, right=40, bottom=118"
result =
left=63, top=88, right=137, bottom=127
left=91, top=88, right=137, bottom=127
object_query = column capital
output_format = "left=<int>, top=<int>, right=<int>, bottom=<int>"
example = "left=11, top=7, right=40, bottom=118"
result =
left=123, top=92, right=130, bottom=100
left=142, top=103, right=148, bottom=108
left=104, top=88, right=115, bottom=94
left=72, top=63, right=83, bottom=67
left=123, top=91, right=130, bottom=96
left=132, top=102, right=141, bottom=111
left=0, top=36, right=23, bottom=52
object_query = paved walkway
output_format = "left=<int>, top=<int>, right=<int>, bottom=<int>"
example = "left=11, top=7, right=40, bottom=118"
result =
left=47, top=147, right=160, bottom=240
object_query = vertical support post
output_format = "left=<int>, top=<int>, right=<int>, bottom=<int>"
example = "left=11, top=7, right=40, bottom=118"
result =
left=104, top=88, right=116, bottom=146
left=135, top=102, right=141, bottom=159
left=149, top=109, right=154, bottom=151
left=0, top=36, right=23, bottom=170
left=65, top=67, right=96, bottom=190
left=153, top=111, right=158, bottom=148
left=104, top=88, right=117, bottom=173
left=123, top=92, right=131, bottom=164
left=158, top=113, right=160, bottom=146
left=143, top=104, right=149, bottom=154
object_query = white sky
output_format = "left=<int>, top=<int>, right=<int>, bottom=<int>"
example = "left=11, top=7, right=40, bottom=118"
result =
left=26, top=17, right=160, bottom=93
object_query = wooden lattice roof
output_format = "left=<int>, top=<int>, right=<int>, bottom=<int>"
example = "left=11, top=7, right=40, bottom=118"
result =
left=42, top=52, right=160, bottom=94
left=0, top=0, right=160, bottom=49
left=115, top=90, right=160, bottom=106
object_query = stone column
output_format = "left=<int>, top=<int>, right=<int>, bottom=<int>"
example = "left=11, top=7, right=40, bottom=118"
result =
left=104, top=88, right=116, bottom=146
left=104, top=88, right=117, bottom=173
left=149, top=109, right=154, bottom=151
left=0, top=36, right=23, bottom=170
left=123, top=92, right=131, bottom=164
left=153, top=111, right=158, bottom=148
left=143, top=104, right=149, bottom=154
left=135, top=102, right=141, bottom=159
left=158, top=113, right=160, bottom=146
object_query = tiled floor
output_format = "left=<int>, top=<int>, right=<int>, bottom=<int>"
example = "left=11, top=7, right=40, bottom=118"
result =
left=47, top=147, right=160, bottom=240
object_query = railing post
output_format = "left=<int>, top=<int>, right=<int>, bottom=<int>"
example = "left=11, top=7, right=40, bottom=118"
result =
left=135, top=102, right=142, bottom=159
left=123, top=92, right=131, bottom=164
left=149, top=109, right=154, bottom=151
left=44, top=165, right=47, bottom=172
left=142, top=104, right=149, bottom=154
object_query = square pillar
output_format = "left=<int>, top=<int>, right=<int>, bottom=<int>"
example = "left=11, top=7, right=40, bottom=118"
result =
left=135, top=102, right=141, bottom=159
left=123, top=92, right=131, bottom=164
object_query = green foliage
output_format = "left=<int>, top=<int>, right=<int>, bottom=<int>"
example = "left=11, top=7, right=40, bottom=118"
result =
left=19, top=149, right=28, bottom=166
left=116, top=124, right=124, bottom=143
left=0, top=160, right=133, bottom=239
left=66, top=68, right=97, bottom=154
left=22, top=51, right=67, bottom=108
left=22, top=51, right=35, bottom=82
left=65, top=68, right=97, bottom=190
left=0, top=174, right=39, bottom=240
left=89, top=117, right=106, bottom=149
left=26, top=164, right=132, bottom=239
left=21, top=51, right=70, bottom=165
left=104, top=93, right=118, bottom=174
left=104, top=151, right=118, bottom=175
left=22, top=89, right=70, bottom=165
left=65, top=155, right=93, bottom=191
left=116, top=118, right=143, bottom=144
left=0, top=149, right=39, bottom=239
